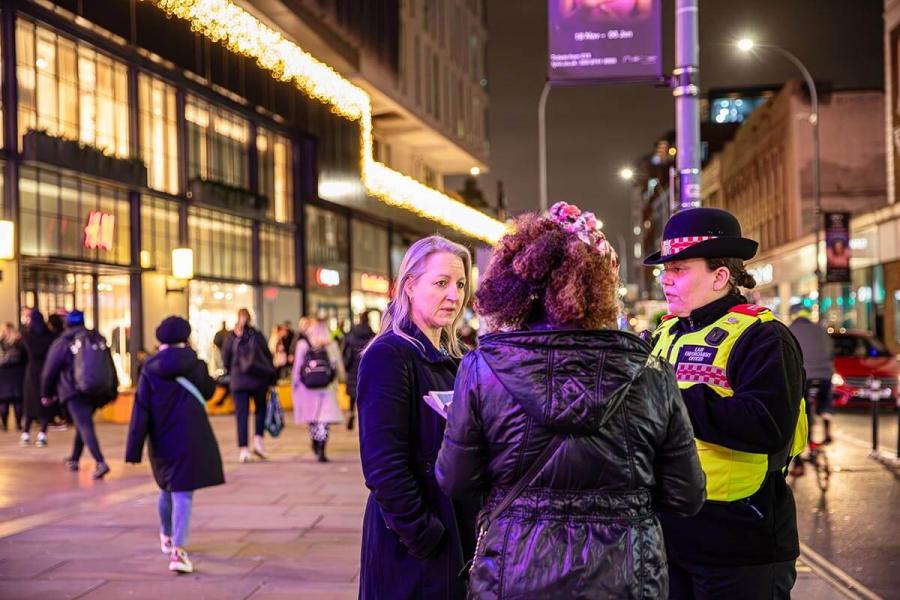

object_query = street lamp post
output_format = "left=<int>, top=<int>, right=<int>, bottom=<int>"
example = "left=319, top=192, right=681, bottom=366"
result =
left=737, top=39, right=821, bottom=318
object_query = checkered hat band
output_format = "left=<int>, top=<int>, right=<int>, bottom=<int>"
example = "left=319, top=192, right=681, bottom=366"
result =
left=662, top=235, right=717, bottom=257
left=676, top=363, right=731, bottom=390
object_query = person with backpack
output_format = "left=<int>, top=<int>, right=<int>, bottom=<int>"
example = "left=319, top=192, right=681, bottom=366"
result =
left=221, top=308, right=276, bottom=463
left=291, top=319, right=345, bottom=462
left=41, top=310, right=118, bottom=479
left=125, top=316, right=224, bottom=574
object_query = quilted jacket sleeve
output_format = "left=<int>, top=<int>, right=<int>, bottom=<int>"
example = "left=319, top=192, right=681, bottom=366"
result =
left=652, top=362, right=706, bottom=516
left=436, top=352, right=489, bottom=498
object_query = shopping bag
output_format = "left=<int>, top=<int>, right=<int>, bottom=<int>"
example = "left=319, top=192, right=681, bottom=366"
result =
left=264, top=387, right=285, bottom=437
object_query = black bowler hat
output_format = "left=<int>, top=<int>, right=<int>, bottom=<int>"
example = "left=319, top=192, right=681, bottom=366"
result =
left=156, top=316, right=191, bottom=345
left=643, top=207, right=758, bottom=265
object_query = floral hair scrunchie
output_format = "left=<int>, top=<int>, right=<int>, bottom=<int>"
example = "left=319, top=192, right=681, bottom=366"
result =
left=548, top=201, right=618, bottom=267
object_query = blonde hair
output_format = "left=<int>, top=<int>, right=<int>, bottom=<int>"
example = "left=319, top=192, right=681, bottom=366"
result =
left=367, top=235, right=472, bottom=358
left=305, top=320, right=332, bottom=348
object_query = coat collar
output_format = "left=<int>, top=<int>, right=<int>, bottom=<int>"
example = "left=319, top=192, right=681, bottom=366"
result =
left=401, top=321, right=454, bottom=365
left=676, top=293, right=746, bottom=333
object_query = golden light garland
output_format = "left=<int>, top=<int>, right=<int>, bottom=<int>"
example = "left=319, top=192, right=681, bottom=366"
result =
left=147, top=0, right=507, bottom=244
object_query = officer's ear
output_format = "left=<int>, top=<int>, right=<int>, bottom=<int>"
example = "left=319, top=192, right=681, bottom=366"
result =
left=712, top=266, right=732, bottom=292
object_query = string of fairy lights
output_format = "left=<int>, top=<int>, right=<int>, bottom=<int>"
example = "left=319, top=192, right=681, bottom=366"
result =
left=146, top=0, right=507, bottom=244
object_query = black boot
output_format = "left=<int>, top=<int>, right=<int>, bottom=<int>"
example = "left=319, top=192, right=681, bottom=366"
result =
left=347, top=414, right=355, bottom=431
left=316, top=441, right=329, bottom=463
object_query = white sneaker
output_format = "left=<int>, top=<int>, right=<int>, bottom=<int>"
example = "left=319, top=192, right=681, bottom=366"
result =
left=239, top=447, right=251, bottom=463
left=18, top=432, right=30, bottom=447
left=252, top=436, right=268, bottom=460
left=36, top=433, right=47, bottom=448
left=168, top=547, right=193, bottom=573
left=160, top=533, right=173, bottom=555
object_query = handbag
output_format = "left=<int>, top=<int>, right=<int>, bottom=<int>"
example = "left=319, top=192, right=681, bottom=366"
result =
left=176, top=376, right=207, bottom=410
left=264, top=387, right=285, bottom=437
left=466, top=359, right=649, bottom=574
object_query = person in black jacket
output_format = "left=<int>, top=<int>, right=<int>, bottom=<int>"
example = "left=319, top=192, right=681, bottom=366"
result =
left=0, top=322, right=27, bottom=434
left=221, top=308, right=276, bottom=463
left=341, top=310, right=375, bottom=430
left=436, top=204, right=705, bottom=599
left=41, top=310, right=118, bottom=480
left=643, top=208, right=807, bottom=599
left=20, top=309, right=61, bottom=447
left=357, top=235, right=481, bottom=600
left=126, top=316, right=224, bottom=574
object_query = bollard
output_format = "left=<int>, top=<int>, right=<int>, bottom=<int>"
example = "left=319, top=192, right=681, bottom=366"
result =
left=868, top=376, right=881, bottom=453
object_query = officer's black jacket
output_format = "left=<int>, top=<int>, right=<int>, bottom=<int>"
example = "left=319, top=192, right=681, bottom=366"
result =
left=658, top=293, right=805, bottom=566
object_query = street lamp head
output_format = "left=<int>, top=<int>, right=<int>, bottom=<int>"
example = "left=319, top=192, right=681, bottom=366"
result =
left=619, top=167, right=634, bottom=181
left=737, top=38, right=755, bottom=52
left=469, top=166, right=481, bottom=176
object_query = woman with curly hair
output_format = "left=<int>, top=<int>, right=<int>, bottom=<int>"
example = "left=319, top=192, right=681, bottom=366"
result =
left=436, top=202, right=706, bottom=599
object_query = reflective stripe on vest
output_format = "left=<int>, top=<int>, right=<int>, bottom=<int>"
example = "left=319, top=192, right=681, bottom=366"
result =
left=651, top=305, right=808, bottom=502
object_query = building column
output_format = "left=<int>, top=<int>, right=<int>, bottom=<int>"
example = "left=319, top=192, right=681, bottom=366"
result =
left=1, top=7, right=20, bottom=325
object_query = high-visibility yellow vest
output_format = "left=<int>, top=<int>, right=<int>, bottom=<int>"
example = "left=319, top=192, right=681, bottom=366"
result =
left=651, top=304, right=808, bottom=502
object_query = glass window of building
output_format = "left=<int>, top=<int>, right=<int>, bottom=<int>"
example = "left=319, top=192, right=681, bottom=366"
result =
left=19, top=166, right=130, bottom=265
left=306, top=205, right=349, bottom=326
left=188, top=206, right=253, bottom=281
left=351, top=219, right=390, bottom=329
left=260, top=223, right=296, bottom=286
left=257, top=128, right=293, bottom=223
left=17, top=18, right=129, bottom=156
left=138, top=74, right=180, bottom=195
left=391, top=231, right=414, bottom=281
left=140, top=195, right=180, bottom=271
left=185, top=95, right=249, bottom=188
left=189, top=280, right=256, bottom=369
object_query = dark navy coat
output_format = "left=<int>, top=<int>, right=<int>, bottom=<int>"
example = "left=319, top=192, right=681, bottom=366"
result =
left=20, top=312, right=59, bottom=419
left=125, top=346, right=224, bottom=492
left=357, top=324, right=480, bottom=600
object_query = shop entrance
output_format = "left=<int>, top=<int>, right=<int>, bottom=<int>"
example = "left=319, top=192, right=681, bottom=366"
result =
left=20, top=267, right=132, bottom=387
left=188, top=280, right=255, bottom=374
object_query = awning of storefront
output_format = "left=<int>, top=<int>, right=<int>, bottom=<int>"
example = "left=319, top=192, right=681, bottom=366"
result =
left=147, top=0, right=507, bottom=246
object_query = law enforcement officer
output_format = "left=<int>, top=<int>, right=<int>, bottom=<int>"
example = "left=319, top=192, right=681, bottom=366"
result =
left=644, top=208, right=808, bottom=599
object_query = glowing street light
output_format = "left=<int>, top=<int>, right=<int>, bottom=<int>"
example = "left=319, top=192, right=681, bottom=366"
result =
left=737, top=38, right=755, bottom=52
left=469, top=166, right=481, bottom=176
left=619, top=167, right=635, bottom=181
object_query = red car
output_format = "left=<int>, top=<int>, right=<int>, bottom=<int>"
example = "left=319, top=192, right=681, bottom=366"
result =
left=829, top=330, right=899, bottom=409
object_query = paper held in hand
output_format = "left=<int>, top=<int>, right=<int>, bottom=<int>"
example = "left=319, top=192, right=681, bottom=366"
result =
left=424, top=391, right=454, bottom=419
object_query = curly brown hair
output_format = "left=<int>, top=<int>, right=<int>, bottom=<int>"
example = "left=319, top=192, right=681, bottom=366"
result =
left=475, top=213, right=619, bottom=330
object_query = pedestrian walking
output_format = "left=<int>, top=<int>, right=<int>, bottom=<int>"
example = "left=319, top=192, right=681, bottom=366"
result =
left=221, top=308, right=276, bottom=463
left=20, top=309, right=61, bottom=447
left=291, top=320, right=345, bottom=462
left=643, top=208, right=808, bottom=599
left=341, top=310, right=375, bottom=430
left=41, top=310, right=118, bottom=479
left=789, top=304, right=835, bottom=456
left=357, top=235, right=481, bottom=600
left=0, top=322, right=27, bottom=433
left=125, top=316, right=224, bottom=574
left=436, top=203, right=705, bottom=599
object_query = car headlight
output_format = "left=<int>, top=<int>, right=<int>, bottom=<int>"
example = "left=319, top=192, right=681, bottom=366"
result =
left=831, top=373, right=845, bottom=386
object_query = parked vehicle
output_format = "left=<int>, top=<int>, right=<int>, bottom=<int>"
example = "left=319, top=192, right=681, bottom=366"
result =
left=828, top=329, right=899, bottom=409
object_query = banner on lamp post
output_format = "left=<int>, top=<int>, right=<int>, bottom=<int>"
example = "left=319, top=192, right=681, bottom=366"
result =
left=825, top=212, right=851, bottom=283
left=548, top=0, right=663, bottom=84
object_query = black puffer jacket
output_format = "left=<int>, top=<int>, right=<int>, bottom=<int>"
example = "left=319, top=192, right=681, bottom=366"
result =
left=436, top=328, right=705, bottom=599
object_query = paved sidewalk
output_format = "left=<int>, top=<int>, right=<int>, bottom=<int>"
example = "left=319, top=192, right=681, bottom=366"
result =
left=0, top=416, right=864, bottom=599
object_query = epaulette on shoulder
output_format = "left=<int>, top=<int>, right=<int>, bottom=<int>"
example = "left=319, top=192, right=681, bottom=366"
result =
left=660, top=314, right=677, bottom=322
left=729, top=303, right=770, bottom=317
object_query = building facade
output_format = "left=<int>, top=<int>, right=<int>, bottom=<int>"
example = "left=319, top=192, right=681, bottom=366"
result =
left=701, top=81, right=890, bottom=337
left=0, top=0, right=499, bottom=386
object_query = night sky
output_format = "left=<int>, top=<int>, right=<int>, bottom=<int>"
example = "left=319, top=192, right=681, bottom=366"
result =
left=478, top=0, right=884, bottom=251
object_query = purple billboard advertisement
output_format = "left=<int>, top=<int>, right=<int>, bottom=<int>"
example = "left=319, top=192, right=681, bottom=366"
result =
left=825, top=212, right=851, bottom=283
left=548, top=0, right=662, bottom=83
